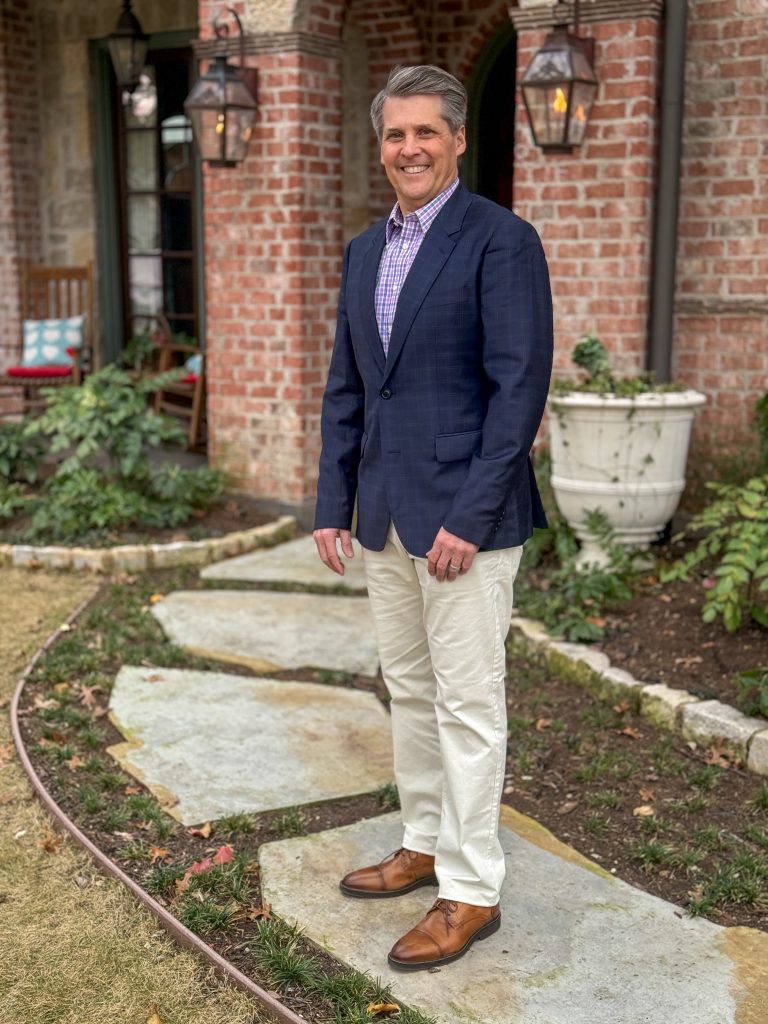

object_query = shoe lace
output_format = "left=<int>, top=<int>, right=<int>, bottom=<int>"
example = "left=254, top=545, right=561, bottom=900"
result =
left=429, top=897, right=459, bottom=926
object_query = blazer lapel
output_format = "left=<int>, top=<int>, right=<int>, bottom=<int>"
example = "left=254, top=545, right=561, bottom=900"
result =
left=383, top=185, right=472, bottom=381
left=356, top=225, right=387, bottom=374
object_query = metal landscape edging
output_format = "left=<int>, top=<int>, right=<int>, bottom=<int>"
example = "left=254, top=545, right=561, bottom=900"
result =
left=0, top=515, right=297, bottom=573
left=9, top=593, right=308, bottom=1024
left=509, top=616, right=768, bottom=779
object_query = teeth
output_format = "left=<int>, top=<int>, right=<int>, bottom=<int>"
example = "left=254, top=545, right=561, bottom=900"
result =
left=402, top=165, right=429, bottom=174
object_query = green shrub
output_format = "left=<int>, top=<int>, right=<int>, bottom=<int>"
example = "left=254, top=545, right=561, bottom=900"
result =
left=734, top=667, right=768, bottom=718
left=756, top=392, right=768, bottom=475
left=0, top=420, right=45, bottom=484
left=15, top=364, right=224, bottom=543
left=661, top=475, right=768, bottom=632
left=0, top=480, right=29, bottom=522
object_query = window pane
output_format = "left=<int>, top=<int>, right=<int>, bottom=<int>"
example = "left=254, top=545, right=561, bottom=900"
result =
left=161, top=195, right=193, bottom=252
left=126, top=129, right=157, bottom=191
left=127, top=195, right=160, bottom=252
left=163, top=257, right=194, bottom=317
left=129, top=255, right=163, bottom=316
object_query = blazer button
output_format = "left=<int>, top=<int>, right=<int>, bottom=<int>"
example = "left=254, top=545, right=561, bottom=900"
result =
left=380, top=387, right=392, bottom=400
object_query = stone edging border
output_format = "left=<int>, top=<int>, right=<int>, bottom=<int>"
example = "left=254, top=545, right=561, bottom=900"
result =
left=509, top=617, right=768, bottom=779
left=9, top=596, right=308, bottom=1024
left=0, top=515, right=297, bottom=573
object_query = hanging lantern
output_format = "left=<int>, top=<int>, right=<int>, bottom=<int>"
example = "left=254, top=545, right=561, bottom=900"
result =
left=108, top=0, right=149, bottom=92
left=521, top=2, right=597, bottom=152
left=184, top=7, right=258, bottom=167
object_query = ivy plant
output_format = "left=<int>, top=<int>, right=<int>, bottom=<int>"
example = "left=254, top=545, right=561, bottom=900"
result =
left=0, top=419, right=45, bottom=484
left=661, top=475, right=768, bottom=633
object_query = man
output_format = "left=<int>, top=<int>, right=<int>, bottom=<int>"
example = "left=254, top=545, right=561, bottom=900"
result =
left=313, top=65, right=553, bottom=971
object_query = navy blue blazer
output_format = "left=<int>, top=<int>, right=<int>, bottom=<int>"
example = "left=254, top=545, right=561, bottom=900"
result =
left=314, top=184, right=553, bottom=556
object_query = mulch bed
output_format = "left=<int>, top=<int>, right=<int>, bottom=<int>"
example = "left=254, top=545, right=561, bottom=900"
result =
left=599, top=576, right=768, bottom=705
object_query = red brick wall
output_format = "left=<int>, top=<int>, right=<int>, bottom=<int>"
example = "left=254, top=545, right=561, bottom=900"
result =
left=0, top=0, right=42, bottom=412
left=674, top=0, right=768, bottom=455
left=514, top=17, right=661, bottom=380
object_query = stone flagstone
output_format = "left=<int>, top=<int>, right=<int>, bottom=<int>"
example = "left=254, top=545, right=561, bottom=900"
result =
left=259, top=809, right=768, bottom=1024
left=152, top=590, right=379, bottom=676
left=107, top=666, right=393, bottom=825
left=201, top=534, right=368, bottom=591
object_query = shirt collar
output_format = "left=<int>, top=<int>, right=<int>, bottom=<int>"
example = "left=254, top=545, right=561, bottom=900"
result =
left=386, top=177, right=460, bottom=242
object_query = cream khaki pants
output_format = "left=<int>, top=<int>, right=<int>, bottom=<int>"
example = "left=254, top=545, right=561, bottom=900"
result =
left=362, top=523, right=522, bottom=907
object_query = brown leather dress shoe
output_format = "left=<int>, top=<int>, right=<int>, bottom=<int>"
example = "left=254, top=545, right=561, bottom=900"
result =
left=339, top=847, right=437, bottom=898
left=387, top=898, right=501, bottom=970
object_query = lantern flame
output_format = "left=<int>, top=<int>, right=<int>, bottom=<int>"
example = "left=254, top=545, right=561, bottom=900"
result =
left=574, top=104, right=586, bottom=122
left=552, top=87, right=568, bottom=115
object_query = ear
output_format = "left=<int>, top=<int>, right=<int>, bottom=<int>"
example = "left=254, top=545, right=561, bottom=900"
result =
left=455, top=125, right=467, bottom=156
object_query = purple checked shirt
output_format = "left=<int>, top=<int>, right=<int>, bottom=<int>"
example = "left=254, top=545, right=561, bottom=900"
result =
left=375, top=178, right=460, bottom=355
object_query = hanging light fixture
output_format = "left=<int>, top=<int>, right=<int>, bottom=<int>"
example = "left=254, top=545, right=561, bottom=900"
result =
left=521, top=0, right=598, bottom=152
left=108, top=0, right=149, bottom=92
left=183, top=7, right=258, bottom=168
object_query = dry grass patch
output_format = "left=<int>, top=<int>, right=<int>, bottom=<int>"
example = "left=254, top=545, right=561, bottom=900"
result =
left=0, top=567, right=270, bottom=1024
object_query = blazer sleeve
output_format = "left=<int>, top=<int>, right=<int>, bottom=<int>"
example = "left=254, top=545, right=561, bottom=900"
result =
left=441, top=221, right=553, bottom=546
left=314, top=242, right=365, bottom=531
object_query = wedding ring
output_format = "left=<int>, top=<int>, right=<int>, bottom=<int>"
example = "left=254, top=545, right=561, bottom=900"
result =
left=448, top=563, right=461, bottom=571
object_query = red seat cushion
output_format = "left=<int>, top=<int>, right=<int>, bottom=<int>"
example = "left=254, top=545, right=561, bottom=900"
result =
left=5, top=364, right=73, bottom=378
left=179, top=373, right=198, bottom=385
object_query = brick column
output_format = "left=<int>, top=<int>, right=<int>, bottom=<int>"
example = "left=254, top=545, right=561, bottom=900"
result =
left=195, top=13, right=343, bottom=521
left=0, top=0, right=42, bottom=414
left=511, top=13, right=662, bottom=380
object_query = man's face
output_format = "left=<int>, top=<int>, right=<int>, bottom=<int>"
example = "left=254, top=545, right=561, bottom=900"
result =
left=380, top=94, right=466, bottom=215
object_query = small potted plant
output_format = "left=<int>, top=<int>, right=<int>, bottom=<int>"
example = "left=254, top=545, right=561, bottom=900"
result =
left=547, top=335, right=706, bottom=567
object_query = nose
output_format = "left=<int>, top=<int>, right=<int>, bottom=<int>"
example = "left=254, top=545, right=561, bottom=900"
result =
left=401, top=133, right=422, bottom=157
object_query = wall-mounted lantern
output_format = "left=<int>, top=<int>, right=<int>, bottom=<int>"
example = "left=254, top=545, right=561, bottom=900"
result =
left=521, top=0, right=597, bottom=152
left=108, top=0, right=149, bottom=92
left=183, top=7, right=259, bottom=167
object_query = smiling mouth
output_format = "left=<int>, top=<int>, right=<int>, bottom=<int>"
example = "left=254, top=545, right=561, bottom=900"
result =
left=401, top=165, right=430, bottom=174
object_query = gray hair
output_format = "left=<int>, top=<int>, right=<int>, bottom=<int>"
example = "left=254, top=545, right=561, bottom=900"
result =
left=370, top=65, right=467, bottom=141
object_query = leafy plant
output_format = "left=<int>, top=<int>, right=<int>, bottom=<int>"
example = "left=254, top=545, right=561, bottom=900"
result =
left=516, top=509, right=640, bottom=642
left=120, top=328, right=158, bottom=373
left=13, top=364, right=224, bottom=542
left=552, top=334, right=681, bottom=399
left=0, top=419, right=45, bottom=484
left=661, top=475, right=768, bottom=632
left=734, top=666, right=768, bottom=718
left=0, top=481, right=28, bottom=522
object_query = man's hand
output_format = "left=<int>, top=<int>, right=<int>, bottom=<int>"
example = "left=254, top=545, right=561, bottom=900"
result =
left=426, top=527, right=479, bottom=582
left=313, top=528, right=355, bottom=576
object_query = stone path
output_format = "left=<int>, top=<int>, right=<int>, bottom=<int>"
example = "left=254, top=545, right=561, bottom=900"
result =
left=106, top=533, right=768, bottom=1023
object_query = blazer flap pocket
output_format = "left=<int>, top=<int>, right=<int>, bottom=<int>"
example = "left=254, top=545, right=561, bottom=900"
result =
left=435, top=429, right=483, bottom=463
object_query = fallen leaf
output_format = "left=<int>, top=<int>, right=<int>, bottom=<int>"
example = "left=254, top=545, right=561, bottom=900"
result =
left=147, top=1002, right=163, bottom=1024
left=149, top=594, right=165, bottom=604
left=188, top=857, right=213, bottom=875
left=0, top=695, right=9, bottom=709
left=585, top=615, right=606, bottom=628
left=701, top=641, right=716, bottom=649
left=612, top=699, right=631, bottom=714
left=658, top=593, right=673, bottom=603
left=93, top=706, right=108, bottom=718
left=619, top=726, right=642, bottom=739
left=638, top=787, right=655, bottom=802
left=187, top=821, right=212, bottom=839
left=535, top=717, right=553, bottom=732
left=247, top=902, right=272, bottom=921
left=174, top=874, right=190, bottom=896
left=114, top=831, right=134, bottom=840
left=557, top=800, right=578, bottom=815
left=0, top=744, right=14, bottom=764
left=367, top=1003, right=401, bottom=1017
left=687, top=883, right=705, bottom=902
left=674, top=655, right=702, bottom=670
left=124, top=786, right=141, bottom=796
left=64, top=755, right=86, bottom=772
left=136, top=820, right=154, bottom=831
left=147, top=673, right=164, bottom=683
left=212, top=844, right=235, bottom=865
left=38, top=825, right=63, bottom=854
left=633, top=805, right=654, bottom=817
left=149, top=846, right=171, bottom=864
left=77, top=683, right=102, bottom=709
left=705, top=741, right=736, bottom=768
left=33, top=695, right=59, bottom=710
left=53, top=683, right=70, bottom=694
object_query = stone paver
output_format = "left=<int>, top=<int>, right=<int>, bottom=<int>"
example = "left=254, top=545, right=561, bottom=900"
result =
left=747, top=729, right=768, bottom=777
left=640, top=682, right=700, bottom=730
left=682, top=700, right=766, bottom=754
left=152, top=590, right=379, bottom=676
left=259, top=808, right=768, bottom=1024
left=107, top=666, right=393, bottom=825
left=202, top=534, right=368, bottom=590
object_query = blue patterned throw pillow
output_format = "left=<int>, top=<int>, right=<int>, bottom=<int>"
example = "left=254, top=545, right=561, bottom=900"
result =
left=22, top=316, right=85, bottom=367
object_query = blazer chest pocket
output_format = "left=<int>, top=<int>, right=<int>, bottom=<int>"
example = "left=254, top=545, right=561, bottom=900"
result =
left=435, top=428, right=483, bottom=463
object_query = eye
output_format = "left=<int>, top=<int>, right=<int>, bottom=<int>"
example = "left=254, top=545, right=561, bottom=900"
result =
left=418, top=128, right=435, bottom=137
left=385, top=131, right=403, bottom=141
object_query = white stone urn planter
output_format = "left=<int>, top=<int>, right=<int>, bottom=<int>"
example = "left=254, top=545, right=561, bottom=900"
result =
left=548, top=390, right=707, bottom=566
